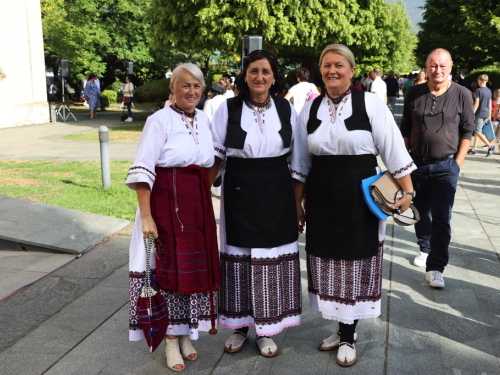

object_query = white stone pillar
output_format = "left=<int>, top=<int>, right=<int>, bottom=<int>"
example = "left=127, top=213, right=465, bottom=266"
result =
left=0, top=0, right=50, bottom=128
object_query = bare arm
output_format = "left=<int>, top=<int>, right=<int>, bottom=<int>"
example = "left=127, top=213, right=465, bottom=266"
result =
left=293, top=180, right=306, bottom=233
left=488, top=99, right=492, bottom=121
left=136, top=182, right=158, bottom=238
left=473, top=97, right=479, bottom=113
left=284, top=91, right=293, bottom=101
left=455, top=138, right=471, bottom=168
left=207, top=157, right=222, bottom=186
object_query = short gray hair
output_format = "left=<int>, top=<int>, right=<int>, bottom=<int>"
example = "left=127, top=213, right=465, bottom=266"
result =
left=319, top=44, right=356, bottom=68
left=171, top=63, right=205, bottom=89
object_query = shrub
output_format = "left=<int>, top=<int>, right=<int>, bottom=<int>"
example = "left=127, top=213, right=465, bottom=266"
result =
left=100, top=90, right=117, bottom=107
left=134, top=78, right=171, bottom=103
left=108, top=78, right=122, bottom=92
left=464, top=66, right=500, bottom=91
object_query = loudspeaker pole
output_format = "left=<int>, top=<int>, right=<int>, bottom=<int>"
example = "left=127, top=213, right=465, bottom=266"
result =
left=56, top=75, right=77, bottom=122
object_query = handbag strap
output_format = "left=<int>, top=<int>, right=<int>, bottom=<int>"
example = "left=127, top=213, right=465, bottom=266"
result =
left=392, top=203, right=420, bottom=226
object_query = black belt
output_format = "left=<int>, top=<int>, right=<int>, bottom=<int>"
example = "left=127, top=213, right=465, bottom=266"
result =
left=415, top=154, right=455, bottom=164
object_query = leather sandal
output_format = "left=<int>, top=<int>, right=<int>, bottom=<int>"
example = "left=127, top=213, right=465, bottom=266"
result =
left=165, top=337, right=185, bottom=372
left=256, top=336, right=278, bottom=358
left=337, top=342, right=357, bottom=367
left=224, top=330, right=249, bottom=354
left=178, top=335, right=197, bottom=361
left=318, top=331, right=358, bottom=351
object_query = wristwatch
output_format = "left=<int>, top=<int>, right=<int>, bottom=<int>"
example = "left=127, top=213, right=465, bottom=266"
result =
left=403, top=191, right=416, bottom=198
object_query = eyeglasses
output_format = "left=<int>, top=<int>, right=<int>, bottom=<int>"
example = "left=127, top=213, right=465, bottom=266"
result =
left=422, top=94, right=446, bottom=133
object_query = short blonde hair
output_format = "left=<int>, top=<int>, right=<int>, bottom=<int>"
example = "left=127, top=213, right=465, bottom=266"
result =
left=319, top=44, right=355, bottom=68
left=171, top=63, right=205, bottom=89
left=478, top=74, right=488, bottom=83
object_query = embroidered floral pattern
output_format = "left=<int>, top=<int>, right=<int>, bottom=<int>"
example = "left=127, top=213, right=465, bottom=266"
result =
left=218, top=252, right=302, bottom=326
left=392, top=161, right=415, bottom=177
left=307, top=242, right=384, bottom=306
left=291, top=169, right=307, bottom=179
left=214, top=146, right=226, bottom=155
left=129, top=269, right=214, bottom=331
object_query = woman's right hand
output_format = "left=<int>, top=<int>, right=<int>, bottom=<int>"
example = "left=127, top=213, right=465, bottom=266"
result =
left=141, top=215, right=158, bottom=239
left=296, top=202, right=306, bottom=233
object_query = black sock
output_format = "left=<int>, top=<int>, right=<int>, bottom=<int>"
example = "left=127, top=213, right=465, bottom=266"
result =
left=338, top=320, right=358, bottom=344
left=235, top=327, right=249, bottom=336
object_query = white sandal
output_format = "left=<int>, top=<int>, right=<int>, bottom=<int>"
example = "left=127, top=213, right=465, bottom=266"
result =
left=224, top=331, right=249, bottom=353
left=318, top=331, right=358, bottom=351
left=165, top=337, right=185, bottom=372
left=179, top=335, right=197, bottom=361
left=256, top=336, right=278, bottom=358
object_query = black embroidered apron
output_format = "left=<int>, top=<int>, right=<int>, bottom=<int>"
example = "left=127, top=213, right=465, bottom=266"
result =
left=305, top=87, right=379, bottom=260
left=223, top=96, right=297, bottom=248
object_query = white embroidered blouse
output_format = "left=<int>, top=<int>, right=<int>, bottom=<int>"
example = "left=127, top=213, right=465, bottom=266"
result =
left=291, top=92, right=416, bottom=182
left=126, top=106, right=215, bottom=190
left=211, top=98, right=297, bottom=160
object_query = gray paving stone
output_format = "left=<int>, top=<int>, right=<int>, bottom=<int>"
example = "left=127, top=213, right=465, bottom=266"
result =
left=0, top=350, right=61, bottom=375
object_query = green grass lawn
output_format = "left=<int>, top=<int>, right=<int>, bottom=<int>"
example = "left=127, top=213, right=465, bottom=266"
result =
left=62, top=123, right=145, bottom=142
left=0, top=160, right=137, bottom=221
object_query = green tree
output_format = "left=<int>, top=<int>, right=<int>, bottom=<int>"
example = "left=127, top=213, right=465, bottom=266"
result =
left=41, top=0, right=156, bottom=86
left=146, top=0, right=416, bottom=76
left=416, top=0, right=500, bottom=71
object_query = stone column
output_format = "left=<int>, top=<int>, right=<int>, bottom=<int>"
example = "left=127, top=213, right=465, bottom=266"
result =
left=0, top=0, right=50, bottom=128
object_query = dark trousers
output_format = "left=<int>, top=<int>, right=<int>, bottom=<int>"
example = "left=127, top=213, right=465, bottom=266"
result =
left=411, top=158, right=460, bottom=273
left=126, top=102, right=132, bottom=117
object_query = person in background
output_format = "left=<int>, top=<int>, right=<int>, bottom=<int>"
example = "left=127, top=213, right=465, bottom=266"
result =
left=364, top=71, right=374, bottom=92
left=413, top=70, right=427, bottom=86
left=82, top=74, right=89, bottom=106
left=370, top=68, right=387, bottom=104
left=353, top=78, right=364, bottom=91
left=123, top=75, right=135, bottom=122
left=384, top=70, right=400, bottom=115
left=468, top=74, right=496, bottom=156
left=127, top=63, right=220, bottom=372
left=403, top=73, right=414, bottom=97
left=93, top=73, right=101, bottom=110
left=82, top=73, right=101, bottom=120
left=285, top=67, right=321, bottom=114
left=221, top=74, right=235, bottom=98
left=402, top=48, right=474, bottom=288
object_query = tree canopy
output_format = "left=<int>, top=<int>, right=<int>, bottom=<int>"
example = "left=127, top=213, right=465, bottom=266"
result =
left=416, top=0, right=500, bottom=71
left=147, top=0, right=417, bottom=75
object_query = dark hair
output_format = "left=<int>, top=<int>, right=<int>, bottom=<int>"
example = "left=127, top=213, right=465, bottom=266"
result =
left=236, top=50, right=281, bottom=101
left=125, top=75, right=131, bottom=80
left=296, top=68, right=310, bottom=82
left=89, top=73, right=97, bottom=80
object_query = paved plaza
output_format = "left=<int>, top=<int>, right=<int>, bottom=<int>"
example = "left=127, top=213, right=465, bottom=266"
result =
left=0, top=103, right=500, bottom=374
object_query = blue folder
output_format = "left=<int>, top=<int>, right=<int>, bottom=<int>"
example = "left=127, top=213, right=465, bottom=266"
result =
left=360, top=171, right=389, bottom=220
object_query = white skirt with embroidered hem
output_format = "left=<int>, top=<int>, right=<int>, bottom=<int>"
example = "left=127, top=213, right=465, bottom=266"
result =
left=218, top=242, right=302, bottom=336
left=307, top=235, right=385, bottom=325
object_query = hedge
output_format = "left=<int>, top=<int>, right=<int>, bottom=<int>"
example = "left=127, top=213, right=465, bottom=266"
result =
left=134, top=78, right=171, bottom=103
left=100, top=90, right=117, bottom=107
left=464, top=66, right=500, bottom=91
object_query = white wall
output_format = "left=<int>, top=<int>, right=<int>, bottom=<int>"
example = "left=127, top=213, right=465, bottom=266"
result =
left=0, top=0, right=50, bottom=128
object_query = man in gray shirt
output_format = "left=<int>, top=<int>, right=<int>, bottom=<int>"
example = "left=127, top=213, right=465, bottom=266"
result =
left=468, top=74, right=496, bottom=156
left=401, top=48, right=474, bottom=288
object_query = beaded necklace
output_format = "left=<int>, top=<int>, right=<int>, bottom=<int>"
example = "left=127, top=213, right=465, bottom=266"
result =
left=326, top=89, right=351, bottom=123
left=171, top=104, right=199, bottom=144
left=244, top=95, right=273, bottom=134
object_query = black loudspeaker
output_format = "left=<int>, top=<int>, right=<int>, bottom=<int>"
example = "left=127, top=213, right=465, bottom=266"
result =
left=126, top=62, right=133, bottom=75
left=241, top=36, right=262, bottom=59
left=60, top=59, right=69, bottom=77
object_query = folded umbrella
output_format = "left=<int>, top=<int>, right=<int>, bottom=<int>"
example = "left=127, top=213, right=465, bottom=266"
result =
left=137, top=235, right=169, bottom=352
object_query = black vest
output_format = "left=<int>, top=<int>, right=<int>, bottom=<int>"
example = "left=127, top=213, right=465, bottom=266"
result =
left=224, top=96, right=292, bottom=149
left=306, top=87, right=371, bottom=135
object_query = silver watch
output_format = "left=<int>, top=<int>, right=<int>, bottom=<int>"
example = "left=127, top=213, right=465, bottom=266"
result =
left=403, top=191, right=416, bottom=198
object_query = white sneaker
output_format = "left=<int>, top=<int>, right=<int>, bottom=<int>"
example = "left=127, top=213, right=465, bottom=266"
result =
left=426, top=271, right=445, bottom=288
left=211, top=186, right=221, bottom=197
left=413, top=252, right=428, bottom=267
left=125, top=117, right=133, bottom=122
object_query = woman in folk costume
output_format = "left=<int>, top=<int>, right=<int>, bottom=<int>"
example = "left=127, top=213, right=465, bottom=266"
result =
left=127, top=63, right=220, bottom=372
left=291, top=44, right=416, bottom=367
left=208, top=50, right=301, bottom=358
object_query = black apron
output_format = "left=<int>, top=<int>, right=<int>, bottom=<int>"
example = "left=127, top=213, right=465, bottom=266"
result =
left=224, top=155, right=298, bottom=248
left=305, top=87, right=379, bottom=261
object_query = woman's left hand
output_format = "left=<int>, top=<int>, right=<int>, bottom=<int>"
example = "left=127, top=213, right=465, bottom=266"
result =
left=392, top=194, right=412, bottom=213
